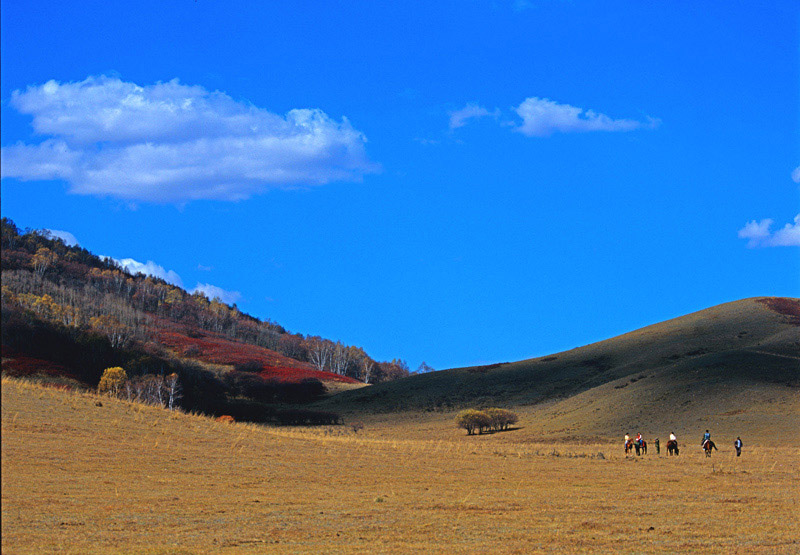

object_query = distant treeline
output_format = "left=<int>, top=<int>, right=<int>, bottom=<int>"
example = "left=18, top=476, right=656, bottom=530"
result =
left=1, top=217, right=411, bottom=384
left=94, top=366, right=340, bottom=425
left=1, top=309, right=331, bottom=414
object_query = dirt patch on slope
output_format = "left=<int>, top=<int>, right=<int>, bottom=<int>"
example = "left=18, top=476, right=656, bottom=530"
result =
left=756, top=297, right=800, bottom=325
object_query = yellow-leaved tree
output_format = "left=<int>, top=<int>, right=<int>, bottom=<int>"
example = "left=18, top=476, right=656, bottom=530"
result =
left=31, top=247, right=57, bottom=277
left=97, top=367, right=128, bottom=396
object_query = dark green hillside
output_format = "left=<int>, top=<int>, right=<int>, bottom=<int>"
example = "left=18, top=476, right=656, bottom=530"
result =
left=317, top=298, right=800, bottom=433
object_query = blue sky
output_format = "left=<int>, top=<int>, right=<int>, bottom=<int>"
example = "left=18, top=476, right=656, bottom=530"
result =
left=2, top=1, right=798, bottom=370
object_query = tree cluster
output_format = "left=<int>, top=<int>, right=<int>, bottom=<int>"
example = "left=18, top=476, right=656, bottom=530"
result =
left=455, top=408, right=519, bottom=435
left=98, top=366, right=183, bottom=410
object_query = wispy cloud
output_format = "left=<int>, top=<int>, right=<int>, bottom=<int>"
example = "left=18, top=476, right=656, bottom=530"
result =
left=192, top=282, right=242, bottom=304
left=448, top=103, right=498, bottom=130
left=108, top=256, right=185, bottom=287
left=512, top=0, right=533, bottom=12
left=106, top=254, right=244, bottom=302
left=738, top=214, right=800, bottom=248
left=44, top=229, right=79, bottom=247
left=1, top=76, right=378, bottom=203
left=447, top=96, right=658, bottom=138
left=792, top=166, right=800, bottom=184
left=514, top=97, right=659, bottom=137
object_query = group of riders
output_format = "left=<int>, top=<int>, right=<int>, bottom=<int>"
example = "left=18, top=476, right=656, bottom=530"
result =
left=624, top=429, right=744, bottom=457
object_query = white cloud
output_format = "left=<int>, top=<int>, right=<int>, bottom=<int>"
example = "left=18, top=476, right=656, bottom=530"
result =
left=45, top=229, right=79, bottom=246
left=738, top=215, right=800, bottom=248
left=514, top=97, right=658, bottom=137
left=792, top=166, right=800, bottom=184
left=448, top=103, right=498, bottom=130
left=1, top=76, right=378, bottom=203
left=107, top=256, right=185, bottom=287
left=192, top=282, right=242, bottom=304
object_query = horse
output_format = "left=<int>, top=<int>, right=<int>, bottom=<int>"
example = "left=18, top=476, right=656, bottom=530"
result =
left=666, top=440, right=679, bottom=456
left=625, top=439, right=635, bottom=455
left=625, top=439, right=647, bottom=456
left=703, top=439, right=717, bottom=457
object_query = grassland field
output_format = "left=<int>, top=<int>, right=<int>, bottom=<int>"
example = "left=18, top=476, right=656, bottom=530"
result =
left=3, top=377, right=799, bottom=554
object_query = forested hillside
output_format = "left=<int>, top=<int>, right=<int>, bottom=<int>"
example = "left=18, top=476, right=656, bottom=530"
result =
left=1, top=217, right=409, bottom=418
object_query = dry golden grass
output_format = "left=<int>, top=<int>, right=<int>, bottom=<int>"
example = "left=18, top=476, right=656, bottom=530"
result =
left=2, top=377, right=799, bottom=554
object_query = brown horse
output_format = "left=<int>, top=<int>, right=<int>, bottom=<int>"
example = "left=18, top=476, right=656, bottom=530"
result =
left=703, top=440, right=717, bottom=457
left=625, top=439, right=647, bottom=456
left=666, top=440, right=679, bottom=456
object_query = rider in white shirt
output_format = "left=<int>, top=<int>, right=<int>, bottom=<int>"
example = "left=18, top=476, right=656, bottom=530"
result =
left=669, top=432, right=677, bottom=442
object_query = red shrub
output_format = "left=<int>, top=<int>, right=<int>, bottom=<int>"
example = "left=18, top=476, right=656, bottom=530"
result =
left=155, top=327, right=360, bottom=384
left=1, top=354, right=80, bottom=381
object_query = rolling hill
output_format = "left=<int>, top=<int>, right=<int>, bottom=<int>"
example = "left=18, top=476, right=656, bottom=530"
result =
left=317, top=297, right=800, bottom=442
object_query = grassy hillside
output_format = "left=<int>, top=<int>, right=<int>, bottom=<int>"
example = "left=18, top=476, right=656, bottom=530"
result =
left=3, top=377, right=799, bottom=554
left=317, top=297, right=800, bottom=442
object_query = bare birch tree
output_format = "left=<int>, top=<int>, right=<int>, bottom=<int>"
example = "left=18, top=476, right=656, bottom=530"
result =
left=306, top=337, right=332, bottom=372
left=165, top=373, right=182, bottom=410
left=362, top=357, right=375, bottom=384
left=330, top=341, right=355, bottom=375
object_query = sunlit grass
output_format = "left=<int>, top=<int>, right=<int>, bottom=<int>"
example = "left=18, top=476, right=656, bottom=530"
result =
left=3, top=377, right=798, bottom=554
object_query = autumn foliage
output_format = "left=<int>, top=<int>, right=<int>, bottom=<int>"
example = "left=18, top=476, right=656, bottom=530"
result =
left=1, top=217, right=408, bottom=386
left=97, top=367, right=128, bottom=396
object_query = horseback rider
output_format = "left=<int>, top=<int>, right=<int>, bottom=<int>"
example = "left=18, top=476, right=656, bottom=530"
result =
left=669, top=432, right=677, bottom=443
left=734, top=436, right=743, bottom=457
left=624, top=433, right=630, bottom=446
left=635, top=432, right=643, bottom=447
left=701, top=429, right=711, bottom=448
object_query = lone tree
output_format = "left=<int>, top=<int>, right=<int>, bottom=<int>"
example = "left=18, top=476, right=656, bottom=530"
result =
left=97, top=367, right=128, bottom=396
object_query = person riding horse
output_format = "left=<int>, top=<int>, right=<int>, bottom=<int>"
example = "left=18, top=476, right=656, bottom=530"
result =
left=667, top=432, right=679, bottom=456
left=624, top=433, right=647, bottom=456
left=635, top=433, right=647, bottom=455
